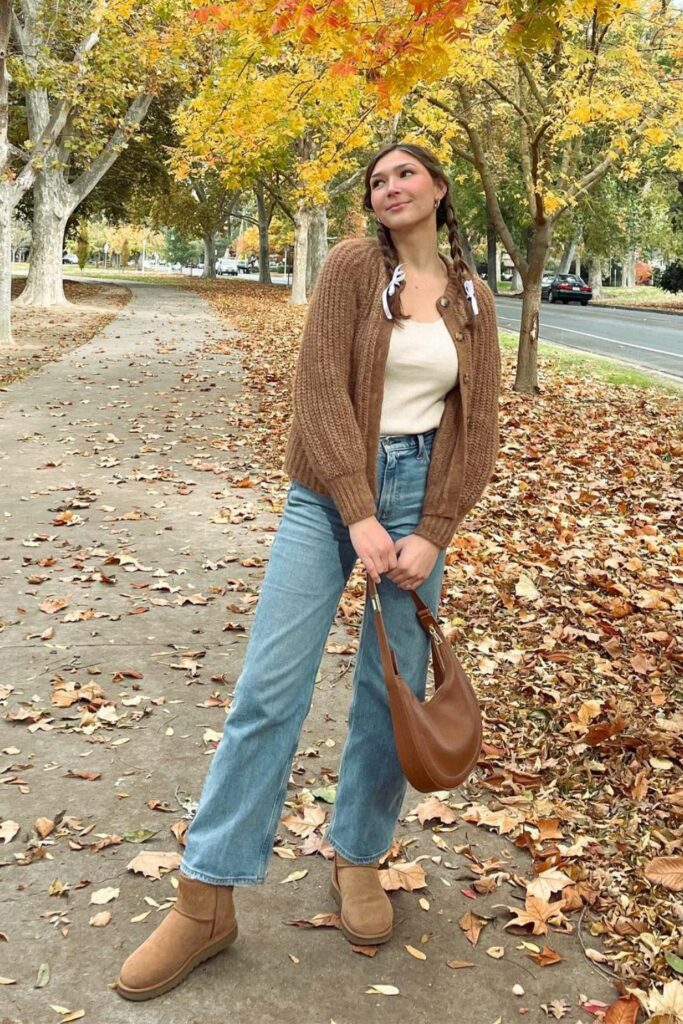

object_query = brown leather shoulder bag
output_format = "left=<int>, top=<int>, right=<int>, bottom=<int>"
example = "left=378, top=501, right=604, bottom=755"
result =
left=367, top=574, right=482, bottom=793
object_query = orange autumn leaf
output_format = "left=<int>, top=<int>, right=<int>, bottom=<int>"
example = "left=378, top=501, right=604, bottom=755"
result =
left=504, top=896, right=568, bottom=936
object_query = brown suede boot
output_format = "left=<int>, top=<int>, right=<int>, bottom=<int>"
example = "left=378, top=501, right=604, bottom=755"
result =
left=329, top=852, right=393, bottom=945
left=116, top=874, right=238, bottom=1001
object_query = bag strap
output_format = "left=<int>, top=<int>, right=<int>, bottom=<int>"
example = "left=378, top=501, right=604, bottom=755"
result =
left=366, top=574, right=449, bottom=689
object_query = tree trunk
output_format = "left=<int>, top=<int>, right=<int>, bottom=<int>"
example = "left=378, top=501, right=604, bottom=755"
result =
left=588, top=255, right=603, bottom=298
left=511, top=266, right=523, bottom=293
left=291, top=205, right=311, bottom=305
left=254, top=181, right=272, bottom=285
left=202, top=233, right=216, bottom=278
left=486, top=216, right=498, bottom=293
left=514, top=222, right=553, bottom=396
left=0, top=0, right=12, bottom=344
left=623, top=249, right=637, bottom=288
left=306, top=204, right=328, bottom=294
left=0, top=183, right=13, bottom=344
left=15, top=168, right=68, bottom=306
left=559, top=225, right=581, bottom=274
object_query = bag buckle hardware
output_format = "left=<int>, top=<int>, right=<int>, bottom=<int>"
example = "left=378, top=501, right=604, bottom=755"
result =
left=428, top=624, right=443, bottom=646
left=371, top=593, right=382, bottom=613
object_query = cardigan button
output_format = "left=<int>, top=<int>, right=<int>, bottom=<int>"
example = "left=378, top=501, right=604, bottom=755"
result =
left=463, top=372, right=471, bottom=384
left=438, top=297, right=449, bottom=308
left=455, top=332, right=464, bottom=341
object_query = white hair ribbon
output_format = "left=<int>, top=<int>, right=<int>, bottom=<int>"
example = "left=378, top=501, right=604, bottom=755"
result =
left=463, top=279, right=479, bottom=316
left=381, top=263, right=406, bottom=320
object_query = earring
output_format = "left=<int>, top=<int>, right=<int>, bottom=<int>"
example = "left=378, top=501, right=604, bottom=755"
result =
left=434, top=199, right=440, bottom=209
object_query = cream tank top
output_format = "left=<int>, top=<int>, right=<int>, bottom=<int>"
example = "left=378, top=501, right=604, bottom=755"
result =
left=379, top=316, right=459, bottom=436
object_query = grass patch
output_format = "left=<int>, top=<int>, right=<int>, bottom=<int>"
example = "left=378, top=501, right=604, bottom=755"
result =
left=499, top=329, right=683, bottom=396
left=592, top=285, right=683, bottom=310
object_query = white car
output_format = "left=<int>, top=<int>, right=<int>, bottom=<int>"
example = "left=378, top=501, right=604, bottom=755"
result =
left=217, top=257, right=238, bottom=276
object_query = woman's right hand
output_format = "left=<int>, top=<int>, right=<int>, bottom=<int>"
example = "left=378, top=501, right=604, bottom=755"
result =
left=349, top=516, right=398, bottom=584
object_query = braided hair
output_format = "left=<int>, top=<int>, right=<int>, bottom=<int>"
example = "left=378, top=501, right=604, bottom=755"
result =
left=363, top=143, right=474, bottom=325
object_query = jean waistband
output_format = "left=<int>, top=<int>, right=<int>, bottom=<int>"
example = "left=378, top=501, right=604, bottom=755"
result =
left=378, top=428, right=436, bottom=454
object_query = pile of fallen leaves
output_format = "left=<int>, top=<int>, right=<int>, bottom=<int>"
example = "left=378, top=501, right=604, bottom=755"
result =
left=188, top=277, right=682, bottom=1003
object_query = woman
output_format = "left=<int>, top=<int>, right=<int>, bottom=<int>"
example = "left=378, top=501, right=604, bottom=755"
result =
left=116, top=142, right=501, bottom=1001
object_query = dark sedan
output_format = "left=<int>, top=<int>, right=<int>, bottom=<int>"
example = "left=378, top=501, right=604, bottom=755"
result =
left=544, top=273, right=592, bottom=305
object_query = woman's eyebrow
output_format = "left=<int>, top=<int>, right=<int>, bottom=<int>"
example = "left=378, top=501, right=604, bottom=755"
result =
left=370, top=162, right=418, bottom=181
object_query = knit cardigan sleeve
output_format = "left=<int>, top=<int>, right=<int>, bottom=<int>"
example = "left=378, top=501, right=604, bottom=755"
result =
left=291, top=241, right=377, bottom=526
left=413, top=277, right=501, bottom=550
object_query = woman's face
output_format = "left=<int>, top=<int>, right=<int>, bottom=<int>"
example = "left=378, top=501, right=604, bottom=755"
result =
left=368, top=151, right=446, bottom=230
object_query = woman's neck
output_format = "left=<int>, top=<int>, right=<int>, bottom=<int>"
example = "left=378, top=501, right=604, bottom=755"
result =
left=390, top=221, right=444, bottom=274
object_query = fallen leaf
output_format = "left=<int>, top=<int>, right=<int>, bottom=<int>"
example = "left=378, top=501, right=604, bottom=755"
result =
left=89, top=911, right=112, bottom=927
left=405, top=944, right=427, bottom=960
left=35, top=962, right=50, bottom=987
left=379, top=859, right=427, bottom=892
left=90, top=887, right=119, bottom=905
left=127, top=851, right=181, bottom=879
left=39, top=596, right=71, bottom=615
left=280, top=869, right=308, bottom=884
left=365, top=984, right=399, bottom=995
left=0, top=820, right=19, bottom=844
left=644, top=856, right=683, bottom=892
left=286, top=913, right=341, bottom=929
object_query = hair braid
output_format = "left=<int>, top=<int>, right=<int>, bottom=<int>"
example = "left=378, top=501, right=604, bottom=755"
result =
left=443, top=197, right=474, bottom=322
left=376, top=220, right=406, bottom=322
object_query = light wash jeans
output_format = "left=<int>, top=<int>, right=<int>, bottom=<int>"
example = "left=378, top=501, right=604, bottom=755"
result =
left=181, top=428, right=448, bottom=885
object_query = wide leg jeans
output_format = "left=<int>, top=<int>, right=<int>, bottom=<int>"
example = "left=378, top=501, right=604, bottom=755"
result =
left=180, top=428, right=448, bottom=885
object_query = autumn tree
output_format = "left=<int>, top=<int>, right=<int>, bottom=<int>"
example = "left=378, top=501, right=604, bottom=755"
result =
left=173, top=13, right=386, bottom=302
left=203, top=0, right=683, bottom=391
left=8, top=0, right=194, bottom=309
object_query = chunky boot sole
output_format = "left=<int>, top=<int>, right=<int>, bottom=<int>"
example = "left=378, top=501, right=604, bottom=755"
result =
left=329, top=879, right=393, bottom=945
left=116, top=922, right=238, bottom=1002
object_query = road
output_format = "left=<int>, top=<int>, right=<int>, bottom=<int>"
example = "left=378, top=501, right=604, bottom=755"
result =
left=494, top=294, right=683, bottom=382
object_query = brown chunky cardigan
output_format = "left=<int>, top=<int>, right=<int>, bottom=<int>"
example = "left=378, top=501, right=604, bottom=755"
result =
left=283, top=236, right=501, bottom=551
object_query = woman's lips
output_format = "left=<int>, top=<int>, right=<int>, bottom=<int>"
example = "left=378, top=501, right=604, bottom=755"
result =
left=386, top=201, right=408, bottom=212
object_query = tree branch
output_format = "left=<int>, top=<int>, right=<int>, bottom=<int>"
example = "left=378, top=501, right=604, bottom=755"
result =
left=328, top=165, right=365, bottom=199
left=412, top=90, right=476, bottom=165
left=455, top=84, right=528, bottom=277
left=519, top=62, right=547, bottom=113
left=482, top=76, right=535, bottom=133
left=67, top=93, right=152, bottom=209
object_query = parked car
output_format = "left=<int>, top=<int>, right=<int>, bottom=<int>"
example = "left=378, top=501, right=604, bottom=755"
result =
left=545, top=273, right=592, bottom=305
left=540, top=273, right=556, bottom=300
left=217, top=257, right=238, bottom=276
left=62, top=252, right=79, bottom=264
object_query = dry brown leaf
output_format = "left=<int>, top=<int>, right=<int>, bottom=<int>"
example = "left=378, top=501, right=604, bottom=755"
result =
left=379, top=859, right=426, bottom=892
left=0, top=821, right=20, bottom=844
left=286, top=913, right=341, bottom=929
left=126, top=851, right=181, bottom=879
left=412, top=796, right=457, bottom=826
left=504, top=896, right=568, bottom=936
left=644, top=856, right=683, bottom=892
left=405, top=944, right=427, bottom=960
left=89, top=911, right=112, bottom=927
left=458, top=910, right=488, bottom=946
left=39, top=595, right=70, bottom=614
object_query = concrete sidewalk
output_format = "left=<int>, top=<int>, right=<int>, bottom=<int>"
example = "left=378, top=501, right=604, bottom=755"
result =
left=0, top=283, right=616, bottom=1024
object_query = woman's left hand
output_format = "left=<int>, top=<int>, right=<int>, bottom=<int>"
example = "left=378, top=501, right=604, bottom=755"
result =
left=385, top=534, right=441, bottom=590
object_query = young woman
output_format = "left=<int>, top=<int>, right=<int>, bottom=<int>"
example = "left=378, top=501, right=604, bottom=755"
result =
left=116, top=142, right=501, bottom=1001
